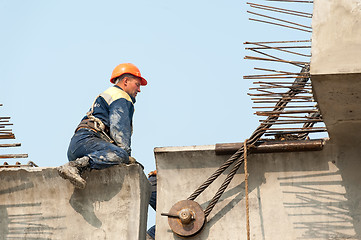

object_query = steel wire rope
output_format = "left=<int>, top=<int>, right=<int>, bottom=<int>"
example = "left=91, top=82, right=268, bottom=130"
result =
left=203, top=156, right=245, bottom=217
left=187, top=64, right=310, bottom=218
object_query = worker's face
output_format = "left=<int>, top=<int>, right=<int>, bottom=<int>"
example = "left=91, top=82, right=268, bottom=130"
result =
left=124, top=77, right=142, bottom=98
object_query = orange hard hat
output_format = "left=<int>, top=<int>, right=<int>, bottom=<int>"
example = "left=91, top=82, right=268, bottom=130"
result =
left=110, top=63, right=147, bottom=86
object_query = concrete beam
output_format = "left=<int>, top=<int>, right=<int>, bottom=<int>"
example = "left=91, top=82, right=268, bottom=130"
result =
left=0, top=164, right=150, bottom=240
left=312, top=74, right=361, bottom=144
left=215, top=139, right=325, bottom=155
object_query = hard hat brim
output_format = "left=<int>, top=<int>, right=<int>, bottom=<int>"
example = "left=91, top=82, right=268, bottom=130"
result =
left=110, top=75, right=147, bottom=86
left=140, top=77, right=147, bottom=86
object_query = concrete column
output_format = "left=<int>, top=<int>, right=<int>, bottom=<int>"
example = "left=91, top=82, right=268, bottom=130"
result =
left=0, top=164, right=150, bottom=240
left=311, top=0, right=361, bottom=75
left=311, top=0, right=361, bottom=144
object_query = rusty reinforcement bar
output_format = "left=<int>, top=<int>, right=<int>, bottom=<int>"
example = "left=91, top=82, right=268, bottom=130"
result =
left=215, top=139, right=325, bottom=155
left=0, top=161, right=38, bottom=168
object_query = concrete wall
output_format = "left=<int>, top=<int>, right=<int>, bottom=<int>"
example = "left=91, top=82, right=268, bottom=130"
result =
left=311, top=0, right=361, bottom=144
left=0, top=164, right=150, bottom=240
left=155, top=141, right=361, bottom=239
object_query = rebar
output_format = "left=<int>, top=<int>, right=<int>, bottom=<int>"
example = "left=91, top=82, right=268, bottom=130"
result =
left=183, top=0, right=324, bottom=224
left=0, top=143, right=21, bottom=148
left=188, top=65, right=312, bottom=216
left=250, top=17, right=312, bottom=32
left=265, top=128, right=326, bottom=136
left=0, top=154, right=28, bottom=159
left=246, top=45, right=311, bottom=50
left=248, top=11, right=312, bottom=31
left=244, top=41, right=311, bottom=57
left=265, top=0, right=313, bottom=3
left=247, top=2, right=312, bottom=18
left=245, top=40, right=311, bottom=44
left=0, top=104, right=29, bottom=165
left=244, top=56, right=308, bottom=65
left=253, top=105, right=315, bottom=109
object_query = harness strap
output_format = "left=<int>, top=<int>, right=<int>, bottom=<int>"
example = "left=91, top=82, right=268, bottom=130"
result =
left=75, top=118, right=114, bottom=144
left=75, top=119, right=98, bottom=133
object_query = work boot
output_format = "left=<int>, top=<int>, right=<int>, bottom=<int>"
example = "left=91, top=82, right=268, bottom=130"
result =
left=57, top=156, right=90, bottom=189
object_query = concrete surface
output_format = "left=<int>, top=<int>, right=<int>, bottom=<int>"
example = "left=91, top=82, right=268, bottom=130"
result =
left=0, top=164, right=150, bottom=240
left=155, top=141, right=361, bottom=239
left=311, top=74, right=361, bottom=144
left=311, top=0, right=361, bottom=145
left=311, top=0, right=361, bottom=75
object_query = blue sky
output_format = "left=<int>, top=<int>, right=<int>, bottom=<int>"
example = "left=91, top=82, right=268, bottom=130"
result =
left=0, top=0, right=314, bottom=169
left=0, top=0, right=314, bottom=228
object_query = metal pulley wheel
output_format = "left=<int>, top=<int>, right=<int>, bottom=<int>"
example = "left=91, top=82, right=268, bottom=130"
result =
left=161, top=200, right=206, bottom=237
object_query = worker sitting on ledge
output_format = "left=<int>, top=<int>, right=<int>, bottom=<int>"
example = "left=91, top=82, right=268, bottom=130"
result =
left=57, top=63, right=147, bottom=189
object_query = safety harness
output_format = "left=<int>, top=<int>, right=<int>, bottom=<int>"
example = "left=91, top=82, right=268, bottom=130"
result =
left=75, top=94, right=115, bottom=144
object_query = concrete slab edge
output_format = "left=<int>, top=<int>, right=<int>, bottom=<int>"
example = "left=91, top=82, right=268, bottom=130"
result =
left=154, top=144, right=215, bottom=153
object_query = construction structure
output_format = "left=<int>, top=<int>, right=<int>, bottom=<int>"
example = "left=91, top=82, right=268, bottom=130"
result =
left=0, top=164, right=149, bottom=239
left=0, top=0, right=361, bottom=239
left=0, top=103, right=31, bottom=167
left=156, top=0, right=361, bottom=239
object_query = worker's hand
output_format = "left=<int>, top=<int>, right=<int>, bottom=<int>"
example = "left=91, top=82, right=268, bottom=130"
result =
left=128, top=156, right=144, bottom=170
left=148, top=170, right=157, bottom=177
left=129, top=156, right=137, bottom=164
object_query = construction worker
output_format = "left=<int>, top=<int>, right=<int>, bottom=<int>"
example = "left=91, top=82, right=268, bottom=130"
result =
left=57, top=63, right=147, bottom=189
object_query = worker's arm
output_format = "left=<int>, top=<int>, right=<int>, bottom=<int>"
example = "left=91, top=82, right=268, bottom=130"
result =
left=108, top=98, right=134, bottom=155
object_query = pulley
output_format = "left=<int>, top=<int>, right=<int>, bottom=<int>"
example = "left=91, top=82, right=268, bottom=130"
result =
left=161, top=200, right=206, bottom=237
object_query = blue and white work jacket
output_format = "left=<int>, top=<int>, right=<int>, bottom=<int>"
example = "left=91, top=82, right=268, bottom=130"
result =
left=82, top=85, right=135, bottom=155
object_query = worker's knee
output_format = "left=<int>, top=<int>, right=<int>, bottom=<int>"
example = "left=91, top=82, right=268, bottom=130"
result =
left=87, top=149, right=129, bottom=169
left=103, top=150, right=129, bottom=164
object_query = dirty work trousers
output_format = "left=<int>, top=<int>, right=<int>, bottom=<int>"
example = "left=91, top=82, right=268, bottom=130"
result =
left=67, top=128, right=129, bottom=169
left=147, top=175, right=157, bottom=238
